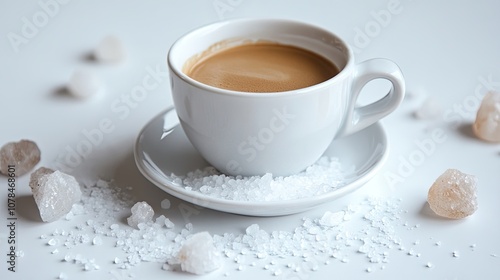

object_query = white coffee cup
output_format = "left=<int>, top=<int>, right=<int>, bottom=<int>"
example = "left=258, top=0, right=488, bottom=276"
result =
left=168, top=18, right=405, bottom=176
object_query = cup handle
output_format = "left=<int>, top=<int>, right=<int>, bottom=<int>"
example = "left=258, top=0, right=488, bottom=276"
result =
left=337, top=58, right=405, bottom=137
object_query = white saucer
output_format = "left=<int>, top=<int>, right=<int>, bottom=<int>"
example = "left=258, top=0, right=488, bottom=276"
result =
left=134, top=108, right=388, bottom=216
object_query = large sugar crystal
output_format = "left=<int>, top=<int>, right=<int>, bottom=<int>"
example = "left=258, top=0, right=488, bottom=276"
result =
left=30, top=170, right=82, bottom=222
left=473, top=91, right=500, bottom=142
left=0, top=139, right=41, bottom=176
left=127, top=201, right=154, bottom=229
left=427, top=169, right=478, bottom=219
left=176, top=232, right=222, bottom=275
left=29, top=167, right=55, bottom=189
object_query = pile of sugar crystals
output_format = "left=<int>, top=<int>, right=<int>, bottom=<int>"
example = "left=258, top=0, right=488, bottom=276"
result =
left=169, top=156, right=352, bottom=201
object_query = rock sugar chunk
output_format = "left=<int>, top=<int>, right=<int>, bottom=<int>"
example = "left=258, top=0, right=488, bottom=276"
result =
left=427, top=169, right=478, bottom=219
left=127, top=201, right=154, bottom=229
left=68, top=69, right=102, bottom=98
left=0, top=139, right=41, bottom=176
left=473, top=91, right=500, bottom=142
left=30, top=170, right=82, bottom=222
left=94, top=35, right=127, bottom=63
left=176, top=232, right=222, bottom=275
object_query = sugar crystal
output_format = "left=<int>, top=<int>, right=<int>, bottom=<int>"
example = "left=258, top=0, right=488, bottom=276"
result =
left=160, top=198, right=171, bottom=209
left=319, top=211, right=345, bottom=227
left=64, top=254, right=73, bottom=262
left=92, top=236, right=103, bottom=245
left=164, top=218, right=175, bottom=229
left=245, top=224, right=260, bottom=236
left=174, top=231, right=222, bottom=275
left=30, top=170, right=82, bottom=222
left=94, top=35, right=127, bottom=63
left=414, top=96, right=442, bottom=119
left=427, top=169, right=478, bottom=219
left=473, top=91, right=500, bottom=142
left=127, top=201, right=154, bottom=229
left=16, top=250, right=24, bottom=257
left=0, top=139, right=41, bottom=176
left=68, top=69, right=102, bottom=99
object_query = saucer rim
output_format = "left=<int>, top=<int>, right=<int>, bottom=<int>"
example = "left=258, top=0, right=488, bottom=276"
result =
left=134, top=108, right=388, bottom=216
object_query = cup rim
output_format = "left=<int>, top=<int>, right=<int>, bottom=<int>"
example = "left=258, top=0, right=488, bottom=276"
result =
left=167, top=18, right=354, bottom=98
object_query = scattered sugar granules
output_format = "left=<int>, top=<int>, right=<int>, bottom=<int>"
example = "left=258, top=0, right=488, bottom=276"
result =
left=167, top=156, right=351, bottom=201
left=38, top=173, right=486, bottom=278
left=37, top=177, right=415, bottom=276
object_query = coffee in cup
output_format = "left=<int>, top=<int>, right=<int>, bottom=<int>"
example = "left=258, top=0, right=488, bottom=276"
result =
left=184, top=41, right=340, bottom=92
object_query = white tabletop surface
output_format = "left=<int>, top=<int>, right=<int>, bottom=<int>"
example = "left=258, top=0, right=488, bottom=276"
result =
left=1, top=1, right=499, bottom=279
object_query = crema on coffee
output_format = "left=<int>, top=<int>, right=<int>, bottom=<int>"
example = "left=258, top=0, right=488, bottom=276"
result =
left=184, top=42, right=339, bottom=93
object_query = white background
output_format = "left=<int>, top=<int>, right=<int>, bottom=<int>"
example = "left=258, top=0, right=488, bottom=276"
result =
left=1, top=0, right=499, bottom=279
